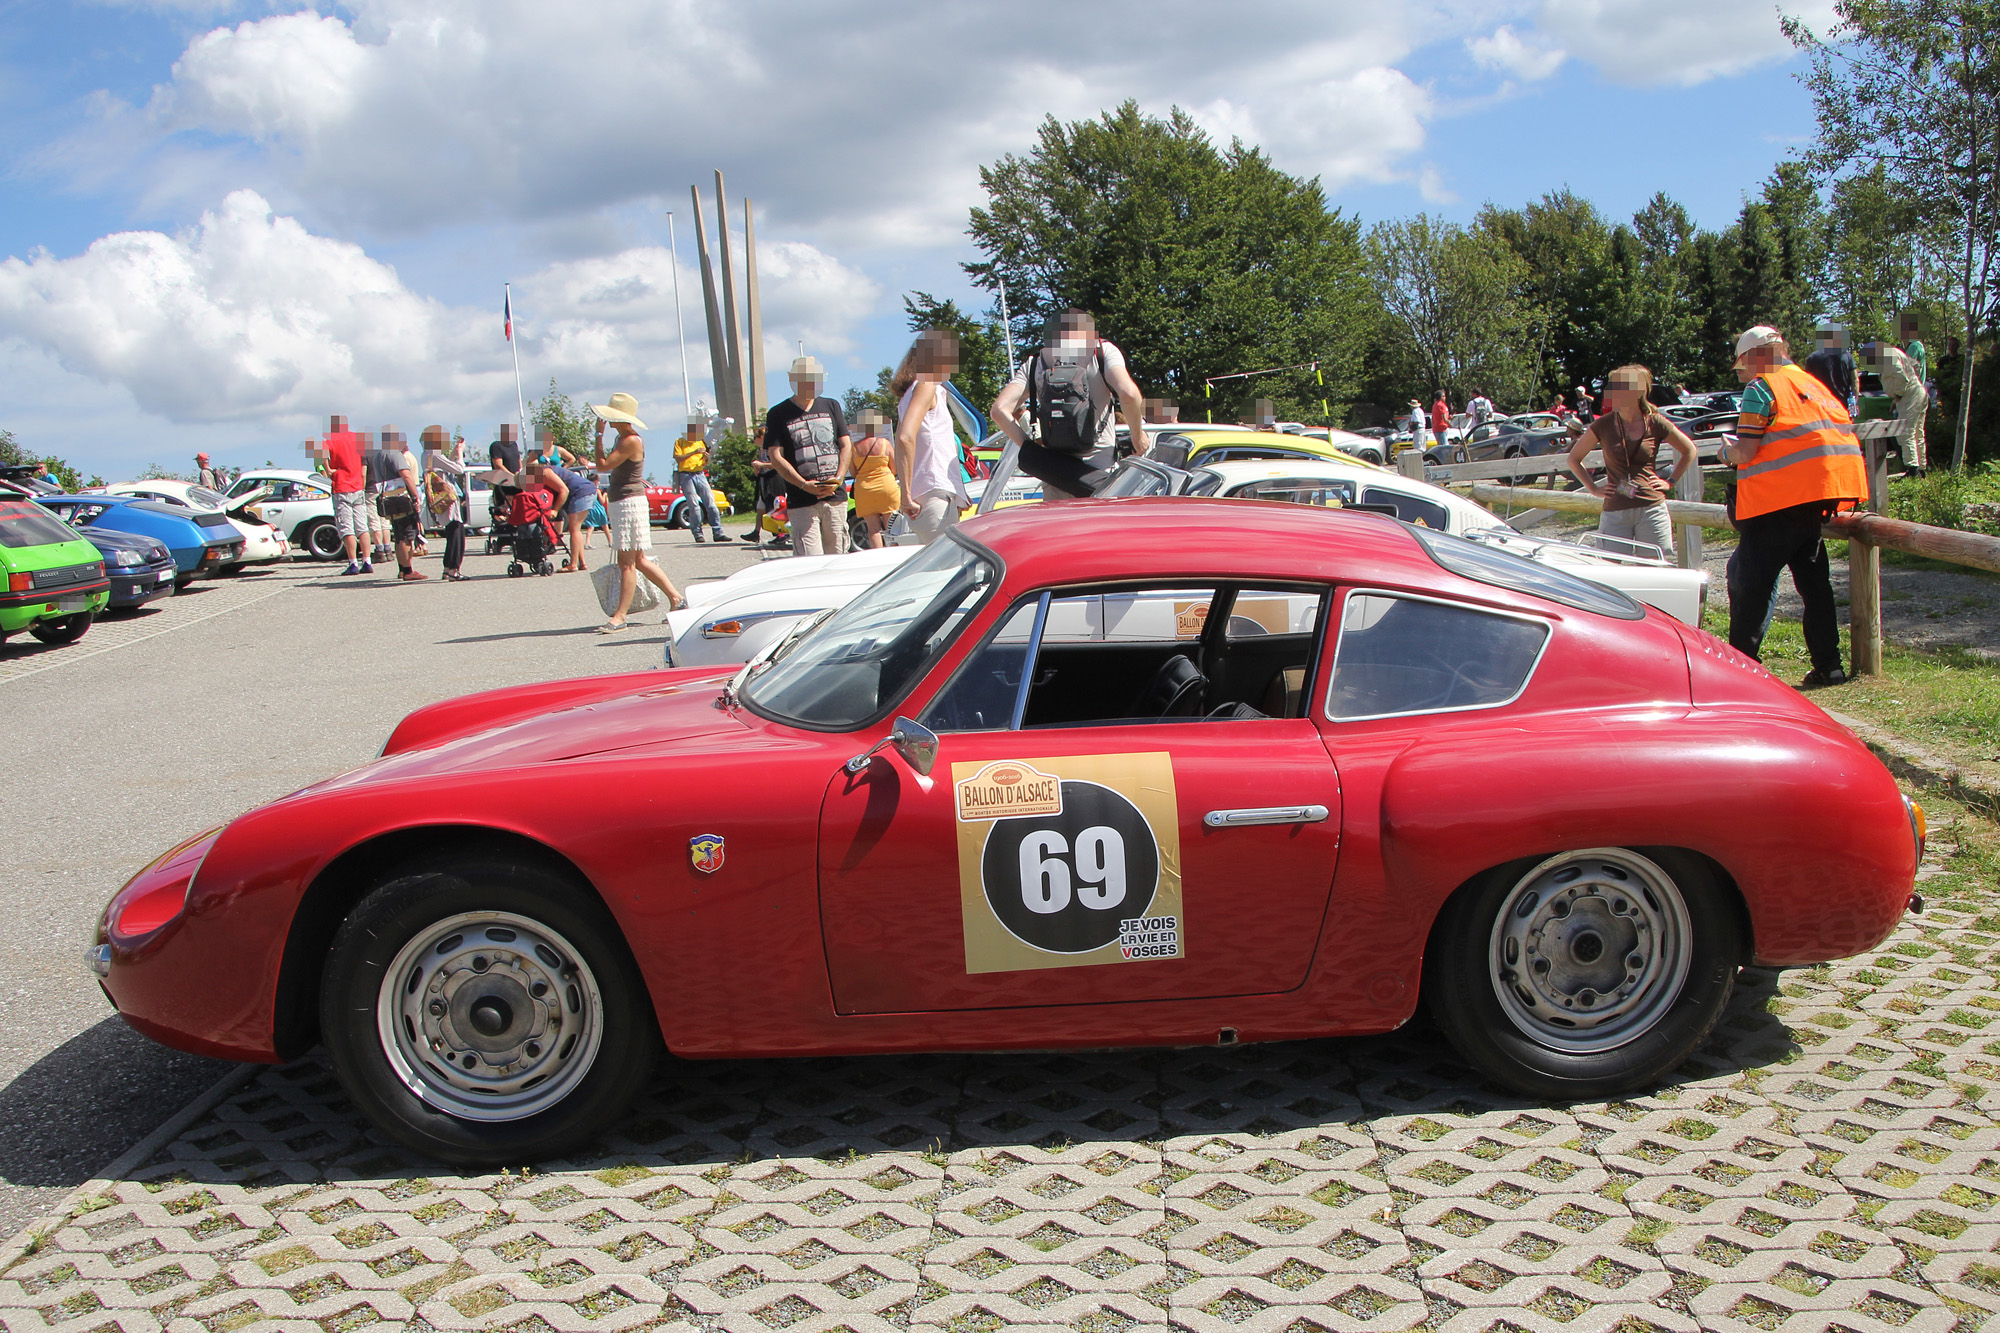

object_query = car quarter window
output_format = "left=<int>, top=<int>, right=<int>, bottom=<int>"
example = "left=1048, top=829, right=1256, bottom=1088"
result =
left=1360, top=486, right=1451, bottom=531
left=1326, top=593, right=1549, bottom=721
left=1228, top=478, right=1357, bottom=509
left=922, top=583, right=1328, bottom=732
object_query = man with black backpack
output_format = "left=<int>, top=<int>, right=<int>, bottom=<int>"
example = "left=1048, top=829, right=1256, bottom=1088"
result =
left=991, top=310, right=1149, bottom=498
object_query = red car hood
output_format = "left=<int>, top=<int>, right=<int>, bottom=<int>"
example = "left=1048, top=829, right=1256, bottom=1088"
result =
left=326, top=676, right=748, bottom=790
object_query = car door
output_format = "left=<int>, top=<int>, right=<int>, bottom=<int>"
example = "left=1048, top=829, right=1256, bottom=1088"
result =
left=817, top=582, right=1342, bottom=1015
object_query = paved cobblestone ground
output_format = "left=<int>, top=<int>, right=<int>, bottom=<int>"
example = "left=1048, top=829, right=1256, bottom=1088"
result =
left=4, top=819, right=1997, bottom=1333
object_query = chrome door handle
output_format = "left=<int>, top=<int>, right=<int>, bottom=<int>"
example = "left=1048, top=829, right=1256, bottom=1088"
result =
left=1203, top=805, right=1330, bottom=828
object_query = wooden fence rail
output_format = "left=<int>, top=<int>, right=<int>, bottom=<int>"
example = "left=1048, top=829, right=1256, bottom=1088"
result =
left=1412, top=422, right=2000, bottom=677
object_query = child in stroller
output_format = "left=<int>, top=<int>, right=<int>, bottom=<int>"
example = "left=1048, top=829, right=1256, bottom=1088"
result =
left=506, top=486, right=561, bottom=577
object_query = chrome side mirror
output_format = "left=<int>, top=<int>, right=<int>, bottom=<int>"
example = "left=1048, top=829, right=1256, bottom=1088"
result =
left=845, top=716, right=940, bottom=777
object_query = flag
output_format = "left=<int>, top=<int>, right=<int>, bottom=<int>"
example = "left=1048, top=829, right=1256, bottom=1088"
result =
left=503, top=287, right=512, bottom=342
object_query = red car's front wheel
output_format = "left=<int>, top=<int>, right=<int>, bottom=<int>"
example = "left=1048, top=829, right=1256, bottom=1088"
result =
left=320, top=859, right=657, bottom=1165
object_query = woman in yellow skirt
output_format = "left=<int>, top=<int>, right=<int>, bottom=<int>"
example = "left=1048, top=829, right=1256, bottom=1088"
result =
left=848, top=408, right=902, bottom=548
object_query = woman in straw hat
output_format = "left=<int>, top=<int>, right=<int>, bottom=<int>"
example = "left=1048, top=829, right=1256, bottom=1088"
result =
left=589, top=392, right=686, bottom=632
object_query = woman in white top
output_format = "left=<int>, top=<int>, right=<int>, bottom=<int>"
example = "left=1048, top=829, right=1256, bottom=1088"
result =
left=420, top=425, right=469, bottom=581
left=893, top=330, right=968, bottom=546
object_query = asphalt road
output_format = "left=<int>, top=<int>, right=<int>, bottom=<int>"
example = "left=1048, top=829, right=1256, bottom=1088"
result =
left=0, top=530, right=764, bottom=1239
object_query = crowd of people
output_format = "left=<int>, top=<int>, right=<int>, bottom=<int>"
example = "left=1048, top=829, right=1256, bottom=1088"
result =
left=292, top=297, right=1898, bottom=684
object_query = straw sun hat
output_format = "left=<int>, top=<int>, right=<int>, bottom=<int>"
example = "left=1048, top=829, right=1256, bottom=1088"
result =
left=589, top=391, right=647, bottom=429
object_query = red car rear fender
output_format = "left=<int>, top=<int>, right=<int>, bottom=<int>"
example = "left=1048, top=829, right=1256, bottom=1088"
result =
left=1374, top=714, right=1914, bottom=970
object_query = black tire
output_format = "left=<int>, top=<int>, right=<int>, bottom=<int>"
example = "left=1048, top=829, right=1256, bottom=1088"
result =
left=28, top=612, right=91, bottom=646
left=1425, top=847, right=1739, bottom=1100
left=300, top=520, right=343, bottom=560
left=849, top=517, right=869, bottom=552
left=1362, top=451, right=1383, bottom=466
left=507, top=562, right=523, bottom=578
left=174, top=573, right=194, bottom=589
left=319, top=859, right=659, bottom=1165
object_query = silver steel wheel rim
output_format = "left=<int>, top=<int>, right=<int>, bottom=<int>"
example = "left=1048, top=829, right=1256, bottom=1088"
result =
left=375, top=910, right=604, bottom=1122
left=1488, top=849, right=1692, bottom=1054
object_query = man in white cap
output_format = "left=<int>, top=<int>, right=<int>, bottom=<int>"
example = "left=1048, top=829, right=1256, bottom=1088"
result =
left=1721, top=325, right=1868, bottom=688
left=763, top=356, right=852, bottom=556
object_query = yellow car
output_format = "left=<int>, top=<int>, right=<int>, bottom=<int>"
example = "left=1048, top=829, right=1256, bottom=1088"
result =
left=1149, top=428, right=1388, bottom=472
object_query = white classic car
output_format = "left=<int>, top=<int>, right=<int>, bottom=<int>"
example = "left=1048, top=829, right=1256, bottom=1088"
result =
left=665, top=457, right=1706, bottom=670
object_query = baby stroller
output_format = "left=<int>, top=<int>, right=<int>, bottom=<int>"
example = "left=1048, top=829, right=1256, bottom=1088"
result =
left=483, top=480, right=520, bottom=556
left=506, top=488, right=560, bottom=577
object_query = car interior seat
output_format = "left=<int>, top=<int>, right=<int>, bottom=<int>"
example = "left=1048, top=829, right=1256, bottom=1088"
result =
left=1134, top=653, right=1207, bottom=718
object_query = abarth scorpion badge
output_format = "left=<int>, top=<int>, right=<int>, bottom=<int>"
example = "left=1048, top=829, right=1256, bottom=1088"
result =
left=689, top=833, right=725, bottom=875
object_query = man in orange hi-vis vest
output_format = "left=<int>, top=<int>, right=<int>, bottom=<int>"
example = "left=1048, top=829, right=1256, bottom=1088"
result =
left=1721, top=325, right=1870, bottom=688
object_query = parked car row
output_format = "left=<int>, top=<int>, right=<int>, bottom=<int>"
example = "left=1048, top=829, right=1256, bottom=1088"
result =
left=663, top=435, right=1710, bottom=673
left=0, top=467, right=270, bottom=652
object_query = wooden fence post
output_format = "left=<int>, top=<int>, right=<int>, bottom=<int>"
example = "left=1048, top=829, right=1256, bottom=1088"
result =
left=1845, top=427, right=1894, bottom=677
left=1675, top=459, right=1704, bottom=571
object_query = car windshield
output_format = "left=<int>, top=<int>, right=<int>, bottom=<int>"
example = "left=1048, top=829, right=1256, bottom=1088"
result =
left=743, top=535, right=998, bottom=730
left=188, top=486, right=227, bottom=507
left=0, top=500, right=83, bottom=548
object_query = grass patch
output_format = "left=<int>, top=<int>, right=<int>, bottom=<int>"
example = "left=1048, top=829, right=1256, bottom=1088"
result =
left=1700, top=602, right=2000, bottom=783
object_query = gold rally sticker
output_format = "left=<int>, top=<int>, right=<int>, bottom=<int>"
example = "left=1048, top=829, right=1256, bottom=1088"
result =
left=952, top=751, right=1183, bottom=974
left=954, top=760, right=1063, bottom=822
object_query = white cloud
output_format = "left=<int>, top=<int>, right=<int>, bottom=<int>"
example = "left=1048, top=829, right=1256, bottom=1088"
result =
left=1466, top=24, right=1566, bottom=82
left=0, top=190, right=876, bottom=429
left=69, top=0, right=1427, bottom=248
left=1535, top=0, right=1835, bottom=87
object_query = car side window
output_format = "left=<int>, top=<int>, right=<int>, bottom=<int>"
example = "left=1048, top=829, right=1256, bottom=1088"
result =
left=1361, top=486, right=1451, bottom=531
left=925, top=583, right=1327, bottom=731
left=1326, top=593, right=1549, bottom=721
left=1229, top=478, right=1357, bottom=509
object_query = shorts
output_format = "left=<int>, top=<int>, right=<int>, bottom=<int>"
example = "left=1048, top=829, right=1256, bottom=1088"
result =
left=379, top=492, right=421, bottom=545
left=333, top=490, right=369, bottom=539
left=565, top=488, right=597, bottom=517
left=912, top=492, right=962, bottom=545
left=610, top=495, right=652, bottom=551
left=1018, top=441, right=1113, bottom=498
left=1598, top=503, right=1675, bottom=557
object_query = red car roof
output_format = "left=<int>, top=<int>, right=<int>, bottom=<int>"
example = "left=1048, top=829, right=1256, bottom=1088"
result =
left=958, top=497, right=1431, bottom=589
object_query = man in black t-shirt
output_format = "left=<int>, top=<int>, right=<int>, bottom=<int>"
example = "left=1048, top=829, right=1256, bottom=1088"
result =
left=489, top=423, right=522, bottom=476
left=763, top=356, right=852, bottom=556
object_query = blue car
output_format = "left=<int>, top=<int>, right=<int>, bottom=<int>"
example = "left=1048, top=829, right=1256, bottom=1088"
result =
left=36, top=495, right=243, bottom=587
left=83, top=527, right=178, bottom=610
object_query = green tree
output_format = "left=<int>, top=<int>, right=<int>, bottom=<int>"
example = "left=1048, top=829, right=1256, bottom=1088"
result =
left=1824, top=161, right=1944, bottom=343
left=0, top=427, right=90, bottom=490
left=964, top=102, right=1371, bottom=423
left=1789, top=0, right=2000, bottom=469
left=1366, top=214, right=1540, bottom=409
left=531, top=378, right=596, bottom=461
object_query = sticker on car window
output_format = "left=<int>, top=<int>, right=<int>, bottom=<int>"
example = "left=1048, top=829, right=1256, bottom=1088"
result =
left=952, top=751, right=1183, bottom=973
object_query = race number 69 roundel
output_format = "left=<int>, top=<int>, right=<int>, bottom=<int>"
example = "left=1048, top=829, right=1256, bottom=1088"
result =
left=952, top=755, right=1184, bottom=974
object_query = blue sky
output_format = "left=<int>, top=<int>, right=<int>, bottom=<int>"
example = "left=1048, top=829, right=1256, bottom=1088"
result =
left=0, top=0, right=1828, bottom=480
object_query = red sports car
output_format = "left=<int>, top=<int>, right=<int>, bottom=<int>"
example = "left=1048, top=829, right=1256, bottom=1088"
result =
left=91, top=501, right=1923, bottom=1164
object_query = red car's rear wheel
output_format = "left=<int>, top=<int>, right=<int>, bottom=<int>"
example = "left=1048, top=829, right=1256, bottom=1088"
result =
left=320, top=860, right=657, bottom=1165
left=1426, top=848, right=1740, bottom=1099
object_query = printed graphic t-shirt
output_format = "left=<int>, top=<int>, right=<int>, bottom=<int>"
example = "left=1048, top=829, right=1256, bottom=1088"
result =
left=765, top=396, right=849, bottom=510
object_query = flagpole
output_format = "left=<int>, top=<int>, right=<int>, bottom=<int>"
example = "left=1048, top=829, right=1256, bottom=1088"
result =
left=506, top=282, right=529, bottom=442
left=665, top=212, right=693, bottom=426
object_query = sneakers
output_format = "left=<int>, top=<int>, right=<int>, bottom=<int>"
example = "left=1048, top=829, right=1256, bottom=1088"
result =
left=711, top=529, right=727, bottom=543
left=399, top=569, right=429, bottom=582
left=339, top=561, right=362, bottom=576
left=359, top=560, right=374, bottom=574
left=1800, top=667, right=1848, bottom=689
left=693, top=531, right=706, bottom=544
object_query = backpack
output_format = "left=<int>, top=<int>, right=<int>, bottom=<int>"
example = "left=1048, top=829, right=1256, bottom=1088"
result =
left=1026, top=346, right=1109, bottom=454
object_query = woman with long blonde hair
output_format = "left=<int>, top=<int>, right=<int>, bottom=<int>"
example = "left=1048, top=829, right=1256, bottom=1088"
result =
left=893, top=329, right=967, bottom=545
left=1563, top=365, right=1697, bottom=556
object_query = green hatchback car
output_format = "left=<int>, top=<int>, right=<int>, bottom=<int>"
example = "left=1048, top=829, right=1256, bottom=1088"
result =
left=0, top=497, right=110, bottom=647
